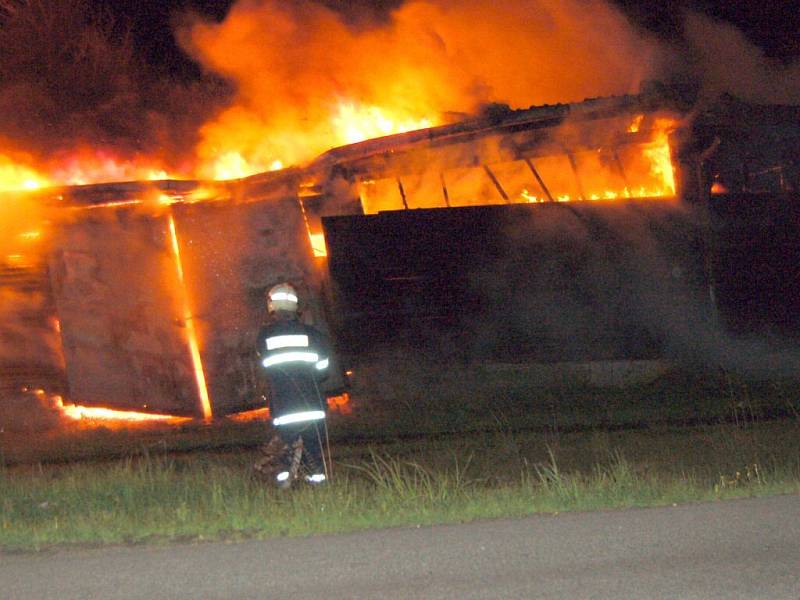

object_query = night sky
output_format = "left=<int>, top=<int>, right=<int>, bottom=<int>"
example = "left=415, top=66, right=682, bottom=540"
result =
left=95, top=0, right=800, bottom=77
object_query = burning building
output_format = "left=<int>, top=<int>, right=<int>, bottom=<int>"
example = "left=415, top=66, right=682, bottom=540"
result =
left=0, top=88, right=798, bottom=422
left=315, top=93, right=800, bottom=364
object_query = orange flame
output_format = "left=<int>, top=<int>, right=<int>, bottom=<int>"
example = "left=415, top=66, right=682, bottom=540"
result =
left=37, top=391, right=192, bottom=426
left=641, top=119, right=676, bottom=195
left=360, top=117, right=679, bottom=212
left=333, top=103, right=433, bottom=145
left=227, top=392, right=351, bottom=421
left=227, top=406, right=270, bottom=422
left=628, top=114, right=644, bottom=133
left=49, top=148, right=178, bottom=186
left=327, top=392, right=352, bottom=415
left=0, top=154, right=51, bottom=192
left=167, top=214, right=213, bottom=420
left=182, top=0, right=655, bottom=180
left=710, top=181, right=728, bottom=194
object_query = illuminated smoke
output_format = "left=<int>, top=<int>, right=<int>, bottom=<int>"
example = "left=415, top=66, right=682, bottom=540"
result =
left=670, top=11, right=800, bottom=105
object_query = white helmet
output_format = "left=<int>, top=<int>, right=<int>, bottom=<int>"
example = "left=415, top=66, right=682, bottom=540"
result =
left=267, top=282, right=299, bottom=315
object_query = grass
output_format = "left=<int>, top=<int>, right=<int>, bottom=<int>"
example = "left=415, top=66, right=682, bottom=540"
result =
left=0, top=418, right=271, bottom=465
left=1, top=420, right=798, bottom=551
left=1, top=365, right=798, bottom=550
left=338, top=360, right=800, bottom=438
left=2, top=365, right=798, bottom=465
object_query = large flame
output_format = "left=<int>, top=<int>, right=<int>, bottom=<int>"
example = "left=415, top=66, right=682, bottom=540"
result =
left=333, top=103, right=433, bottom=146
left=182, top=0, right=658, bottom=179
left=0, top=0, right=662, bottom=189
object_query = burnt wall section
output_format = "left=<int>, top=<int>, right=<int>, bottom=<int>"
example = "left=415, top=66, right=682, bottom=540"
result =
left=172, top=196, right=318, bottom=416
left=8, top=171, right=332, bottom=417
left=695, top=98, right=800, bottom=198
left=711, top=192, right=800, bottom=337
left=324, top=200, right=711, bottom=362
left=48, top=210, right=199, bottom=416
left=0, top=255, right=65, bottom=398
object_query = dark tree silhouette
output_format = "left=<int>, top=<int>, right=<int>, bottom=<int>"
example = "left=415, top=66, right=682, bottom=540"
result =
left=0, top=0, right=229, bottom=170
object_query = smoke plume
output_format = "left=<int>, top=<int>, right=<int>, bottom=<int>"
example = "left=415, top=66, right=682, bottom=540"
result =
left=671, top=11, right=800, bottom=105
left=0, top=0, right=229, bottom=178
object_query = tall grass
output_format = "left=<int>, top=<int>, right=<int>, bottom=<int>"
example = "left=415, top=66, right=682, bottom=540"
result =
left=2, top=421, right=798, bottom=551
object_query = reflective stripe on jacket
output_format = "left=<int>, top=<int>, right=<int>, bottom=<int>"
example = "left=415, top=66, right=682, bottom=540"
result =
left=256, top=318, right=331, bottom=422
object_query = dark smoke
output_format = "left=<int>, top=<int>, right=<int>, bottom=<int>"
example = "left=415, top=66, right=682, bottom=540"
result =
left=0, top=0, right=230, bottom=170
left=0, top=390, right=61, bottom=433
left=471, top=201, right=800, bottom=380
left=649, top=10, right=800, bottom=108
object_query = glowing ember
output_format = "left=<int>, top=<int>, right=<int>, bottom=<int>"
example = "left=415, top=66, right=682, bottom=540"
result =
left=167, top=214, right=213, bottom=420
left=227, top=407, right=270, bottom=422
left=327, top=392, right=352, bottom=415
left=69, top=199, right=143, bottom=211
left=57, top=399, right=189, bottom=423
left=5, top=254, right=27, bottom=265
left=711, top=181, right=728, bottom=194
left=628, top=114, right=644, bottom=133
left=227, top=393, right=351, bottom=421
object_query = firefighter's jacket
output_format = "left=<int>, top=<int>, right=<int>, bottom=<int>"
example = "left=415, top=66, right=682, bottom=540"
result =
left=256, top=317, right=331, bottom=427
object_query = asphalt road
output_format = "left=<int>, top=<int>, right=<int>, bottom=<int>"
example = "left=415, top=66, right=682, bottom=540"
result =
left=2, top=494, right=798, bottom=599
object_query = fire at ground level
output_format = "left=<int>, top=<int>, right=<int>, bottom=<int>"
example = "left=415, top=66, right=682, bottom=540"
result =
left=0, top=91, right=799, bottom=426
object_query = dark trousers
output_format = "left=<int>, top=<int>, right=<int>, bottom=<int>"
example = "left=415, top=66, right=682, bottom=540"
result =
left=276, top=420, right=325, bottom=475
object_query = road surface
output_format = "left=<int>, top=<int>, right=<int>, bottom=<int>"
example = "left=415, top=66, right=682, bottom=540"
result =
left=2, top=494, right=798, bottom=599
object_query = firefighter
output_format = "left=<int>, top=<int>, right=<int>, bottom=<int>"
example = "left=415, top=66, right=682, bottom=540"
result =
left=256, top=282, right=331, bottom=488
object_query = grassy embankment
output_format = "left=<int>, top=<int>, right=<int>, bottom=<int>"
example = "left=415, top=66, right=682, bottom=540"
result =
left=1, top=366, right=799, bottom=550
